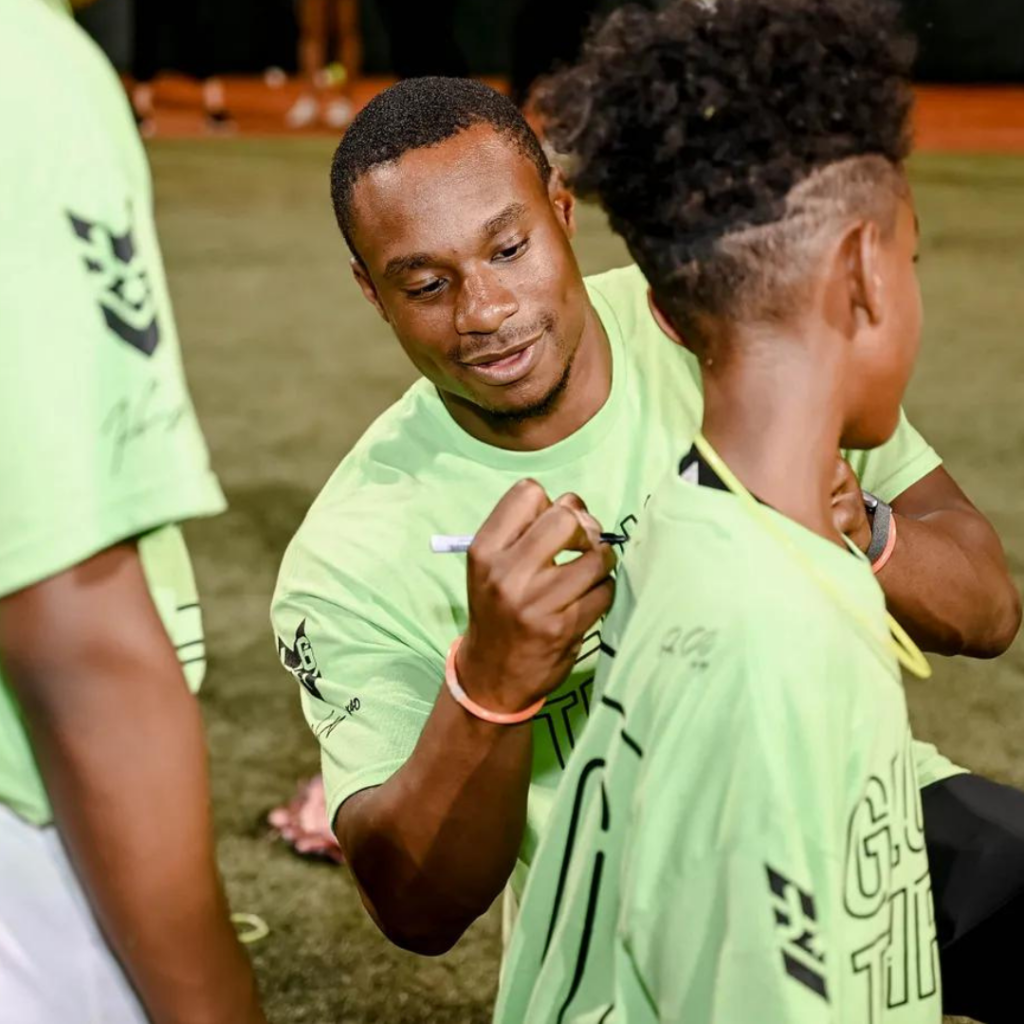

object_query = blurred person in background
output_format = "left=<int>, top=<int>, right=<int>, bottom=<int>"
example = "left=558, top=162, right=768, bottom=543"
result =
left=283, top=0, right=466, bottom=132
left=0, top=1, right=266, bottom=1021
left=286, top=0, right=359, bottom=131
left=271, top=76, right=1022, bottom=1021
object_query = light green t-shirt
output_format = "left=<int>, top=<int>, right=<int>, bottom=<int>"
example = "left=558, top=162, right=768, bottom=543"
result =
left=272, top=263, right=954, bottom=898
left=495, top=470, right=942, bottom=1024
left=0, top=0, right=226, bottom=826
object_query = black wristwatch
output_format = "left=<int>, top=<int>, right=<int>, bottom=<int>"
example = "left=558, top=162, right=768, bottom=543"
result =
left=861, top=490, right=894, bottom=563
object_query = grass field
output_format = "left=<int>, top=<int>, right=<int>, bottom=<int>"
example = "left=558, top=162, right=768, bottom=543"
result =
left=151, top=139, right=1024, bottom=1024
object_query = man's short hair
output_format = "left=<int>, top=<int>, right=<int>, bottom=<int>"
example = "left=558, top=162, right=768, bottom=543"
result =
left=330, top=77, right=552, bottom=257
left=536, top=0, right=916, bottom=346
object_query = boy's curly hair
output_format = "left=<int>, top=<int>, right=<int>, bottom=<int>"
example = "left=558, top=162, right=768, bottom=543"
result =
left=536, top=0, right=916, bottom=342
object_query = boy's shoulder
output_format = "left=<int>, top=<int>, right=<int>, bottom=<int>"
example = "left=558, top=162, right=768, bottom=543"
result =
left=613, top=476, right=888, bottom=692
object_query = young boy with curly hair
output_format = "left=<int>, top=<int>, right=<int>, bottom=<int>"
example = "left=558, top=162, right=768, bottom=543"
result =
left=496, top=2, right=943, bottom=1020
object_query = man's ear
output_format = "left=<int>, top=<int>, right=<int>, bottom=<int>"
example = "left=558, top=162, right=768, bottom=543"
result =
left=844, top=219, right=885, bottom=329
left=351, top=258, right=390, bottom=324
left=646, top=288, right=687, bottom=347
left=549, top=168, right=577, bottom=241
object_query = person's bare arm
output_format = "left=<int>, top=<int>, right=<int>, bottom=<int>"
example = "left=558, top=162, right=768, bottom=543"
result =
left=832, top=462, right=1021, bottom=657
left=335, top=480, right=616, bottom=956
left=338, top=688, right=532, bottom=956
left=0, top=543, right=265, bottom=1024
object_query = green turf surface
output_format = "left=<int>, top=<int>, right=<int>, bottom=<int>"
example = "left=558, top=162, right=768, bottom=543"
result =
left=150, top=139, right=1023, bottom=1024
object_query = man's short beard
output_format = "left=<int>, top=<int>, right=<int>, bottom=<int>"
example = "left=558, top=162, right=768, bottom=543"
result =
left=483, top=346, right=577, bottom=425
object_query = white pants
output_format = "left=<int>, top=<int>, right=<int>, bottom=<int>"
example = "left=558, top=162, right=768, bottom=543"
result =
left=0, top=804, right=148, bottom=1023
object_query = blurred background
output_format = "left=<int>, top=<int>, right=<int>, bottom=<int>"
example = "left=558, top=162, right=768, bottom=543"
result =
left=70, top=2, right=1024, bottom=1022
left=74, top=0, right=1024, bottom=136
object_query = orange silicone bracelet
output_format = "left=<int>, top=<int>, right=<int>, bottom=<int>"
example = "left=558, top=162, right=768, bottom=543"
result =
left=444, top=636, right=546, bottom=725
left=871, top=513, right=898, bottom=575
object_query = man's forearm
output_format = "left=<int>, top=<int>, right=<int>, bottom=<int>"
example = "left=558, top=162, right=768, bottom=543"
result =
left=880, top=508, right=1021, bottom=657
left=336, top=482, right=615, bottom=955
left=339, top=685, right=533, bottom=955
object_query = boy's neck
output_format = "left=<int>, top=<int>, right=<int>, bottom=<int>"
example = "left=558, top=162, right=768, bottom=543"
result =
left=699, top=327, right=847, bottom=548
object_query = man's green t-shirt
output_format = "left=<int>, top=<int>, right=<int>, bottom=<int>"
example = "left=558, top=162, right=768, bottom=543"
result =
left=494, top=466, right=942, bottom=1024
left=272, top=263, right=959, bottom=897
left=0, top=0, right=225, bottom=825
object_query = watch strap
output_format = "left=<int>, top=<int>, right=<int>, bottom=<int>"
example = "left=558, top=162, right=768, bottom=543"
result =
left=865, top=497, right=894, bottom=564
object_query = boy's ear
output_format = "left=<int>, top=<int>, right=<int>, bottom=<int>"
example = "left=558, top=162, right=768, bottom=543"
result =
left=844, top=219, right=885, bottom=328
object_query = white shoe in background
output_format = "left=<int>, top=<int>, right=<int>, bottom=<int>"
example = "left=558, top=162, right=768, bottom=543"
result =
left=323, top=97, right=354, bottom=130
left=286, top=94, right=320, bottom=129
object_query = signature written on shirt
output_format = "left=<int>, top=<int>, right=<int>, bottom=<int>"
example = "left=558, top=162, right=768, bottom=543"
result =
left=102, top=378, right=187, bottom=474
left=314, top=698, right=362, bottom=741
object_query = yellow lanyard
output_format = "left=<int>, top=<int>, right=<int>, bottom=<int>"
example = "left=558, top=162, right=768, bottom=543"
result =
left=692, top=433, right=932, bottom=680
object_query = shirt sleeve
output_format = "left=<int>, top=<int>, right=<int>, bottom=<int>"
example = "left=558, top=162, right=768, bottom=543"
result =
left=0, top=34, right=224, bottom=598
left=844, top=408, right=943, bottom=504
left=271, top=584, right=443, bottom=829
left=912, top=738, right=969, bottom=790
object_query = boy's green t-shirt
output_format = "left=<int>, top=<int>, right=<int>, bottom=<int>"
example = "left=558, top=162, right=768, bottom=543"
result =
left=273, top=263, right=959, bottom=900
left=0, top=0, right=225, bottom=825
left=495, top=470, right=942, bottom=1024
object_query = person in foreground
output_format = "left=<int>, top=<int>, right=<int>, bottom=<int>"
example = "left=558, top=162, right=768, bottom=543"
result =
left=494, top=1, right=971, bottom=1020
left=0, top=2, right=265, bottom=1021
left=273, top=75, right=1021, bottom=1016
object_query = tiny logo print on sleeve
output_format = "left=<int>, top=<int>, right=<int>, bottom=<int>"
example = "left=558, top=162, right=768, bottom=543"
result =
left=767, top=865, right=829, bottom=1002
left=68, top=210, right=160, bottom=356
left=278, top=619, right=325, bottom=701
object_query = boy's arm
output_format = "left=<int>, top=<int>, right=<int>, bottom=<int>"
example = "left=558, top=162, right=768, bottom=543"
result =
left=1, top=543, right=265, bottom=1024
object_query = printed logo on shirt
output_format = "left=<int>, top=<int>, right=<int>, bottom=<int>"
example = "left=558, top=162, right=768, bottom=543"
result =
left=68, top=210, right=160, bottom=356
left=844, top=731, right=939, bottom=1022
left=278, top=619, right=325, bottom=701
left=767, top=865, right=829, bottom=1002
